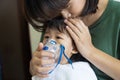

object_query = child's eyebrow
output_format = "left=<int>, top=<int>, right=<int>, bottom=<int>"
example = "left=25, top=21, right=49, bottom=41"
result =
left=45, top=32, right=49, bottom=33
left=45, top=31, right=49, bottom=33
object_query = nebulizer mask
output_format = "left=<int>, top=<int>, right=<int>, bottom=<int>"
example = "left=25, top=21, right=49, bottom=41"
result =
left=43, top=39, right=60, bottom=67
left=32, top=39, right=73, bottom=80
left=43, top=39, right=73, bottom=73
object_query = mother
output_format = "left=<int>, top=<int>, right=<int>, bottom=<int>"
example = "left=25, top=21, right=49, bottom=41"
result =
left=24, top=0, right=120, bottom=80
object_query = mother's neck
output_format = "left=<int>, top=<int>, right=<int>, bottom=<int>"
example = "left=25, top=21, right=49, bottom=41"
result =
left=82, top=0, right=109, bottom=27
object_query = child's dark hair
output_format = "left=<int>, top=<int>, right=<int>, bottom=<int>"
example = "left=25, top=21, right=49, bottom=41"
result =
left=24, top=0, right=99, bottom=31
left=43, top=16, right=87, bottom=62
left=43, top=16, right=66, bottom=33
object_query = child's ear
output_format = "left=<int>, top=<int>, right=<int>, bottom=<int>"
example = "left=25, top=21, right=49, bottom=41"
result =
left=72, top=48, right=78, bottom=54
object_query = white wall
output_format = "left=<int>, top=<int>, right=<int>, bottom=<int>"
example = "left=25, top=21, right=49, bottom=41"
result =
left=29, top=24, right=42, bottom=53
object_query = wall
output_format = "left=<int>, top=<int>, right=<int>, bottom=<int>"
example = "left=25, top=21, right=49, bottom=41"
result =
left=29, top=24, right=42, bottom=53
left=0, top=0, right=31, bottom=80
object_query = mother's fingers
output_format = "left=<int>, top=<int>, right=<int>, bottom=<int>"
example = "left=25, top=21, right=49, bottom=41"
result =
left=64, top=18, right=90, bottom=38
left=64, top=19, right=81, bottom=31
left=68, top=18, right=87, bottom=32
left=35, top=65, right=54, bottom=78
left=66, top=26, right=81, bottom=43
left=34, top=50, right=54, bottom=58
left=37, top=66, right=54, bottom=73
left=64, top=19, right=82, bottom=39
left=32, top=55, right=55, bottom=66
left=36, top=43, right=44, bottom=51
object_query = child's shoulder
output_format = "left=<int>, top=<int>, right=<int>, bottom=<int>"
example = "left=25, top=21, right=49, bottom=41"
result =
left=59, top=61, right=90, bottom=69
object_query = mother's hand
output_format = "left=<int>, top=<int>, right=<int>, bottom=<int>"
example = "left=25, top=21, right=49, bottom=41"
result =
left=64, top=18, right=94, bottom=57
left=30, top=43, right=55, bottom=78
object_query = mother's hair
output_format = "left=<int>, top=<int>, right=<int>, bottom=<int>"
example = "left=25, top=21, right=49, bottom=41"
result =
left=23, top=0, right=98, bottom=31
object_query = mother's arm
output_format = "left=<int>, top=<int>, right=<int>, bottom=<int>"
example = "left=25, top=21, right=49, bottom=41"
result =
left=64, top=18, right=120, bottom=80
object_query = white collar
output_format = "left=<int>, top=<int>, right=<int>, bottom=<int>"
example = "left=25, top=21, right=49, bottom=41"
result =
left=32, top=62, right=97, bottom=80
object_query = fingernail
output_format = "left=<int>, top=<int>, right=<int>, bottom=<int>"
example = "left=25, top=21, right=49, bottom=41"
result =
left=66, top=26, right=68, bottom=28
left=68, top=13, right=71, bottom=18
left=64, top=19, right=67, bottom=22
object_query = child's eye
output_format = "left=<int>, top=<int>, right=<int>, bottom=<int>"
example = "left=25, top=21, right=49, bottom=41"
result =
left=56, top=36, right=63, bottom=39
left=44, top=36, right=49, bottom=39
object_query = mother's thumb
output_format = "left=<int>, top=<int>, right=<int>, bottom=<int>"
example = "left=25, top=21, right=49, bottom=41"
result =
left=37, top=42, right=44, bottom=51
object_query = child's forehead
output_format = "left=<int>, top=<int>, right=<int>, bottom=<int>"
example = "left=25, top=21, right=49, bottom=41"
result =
left=45, top=28, right=64, bottom=33
left=45, top=26, right=66, bottom=32
left=45, top=27, right=70, bottom=35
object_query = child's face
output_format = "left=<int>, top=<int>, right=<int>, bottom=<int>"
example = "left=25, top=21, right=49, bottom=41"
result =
left=43, top=28, right=77, bottom=64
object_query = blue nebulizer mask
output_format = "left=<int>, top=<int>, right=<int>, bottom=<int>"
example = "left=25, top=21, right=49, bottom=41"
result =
left=43, top=39, right=73, bottom=73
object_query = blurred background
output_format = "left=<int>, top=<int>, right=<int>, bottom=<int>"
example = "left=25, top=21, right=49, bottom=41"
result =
left=0, top=0, right=32, bottom=80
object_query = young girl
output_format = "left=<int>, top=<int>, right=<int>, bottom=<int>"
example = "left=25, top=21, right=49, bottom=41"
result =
left=32, top=17, right=97, bottom=80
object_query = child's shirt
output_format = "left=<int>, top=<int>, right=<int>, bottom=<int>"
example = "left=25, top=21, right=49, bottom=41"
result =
left=32, top=62, right=97, bottom=80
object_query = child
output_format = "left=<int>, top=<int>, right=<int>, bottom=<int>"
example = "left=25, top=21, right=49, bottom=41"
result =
left=32, top=17, right=97, bottom=80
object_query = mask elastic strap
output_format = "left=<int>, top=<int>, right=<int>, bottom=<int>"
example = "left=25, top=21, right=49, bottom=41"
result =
left=49, top=45, right=73, bottom=74
left=61, top=45, right=73, bottom=69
